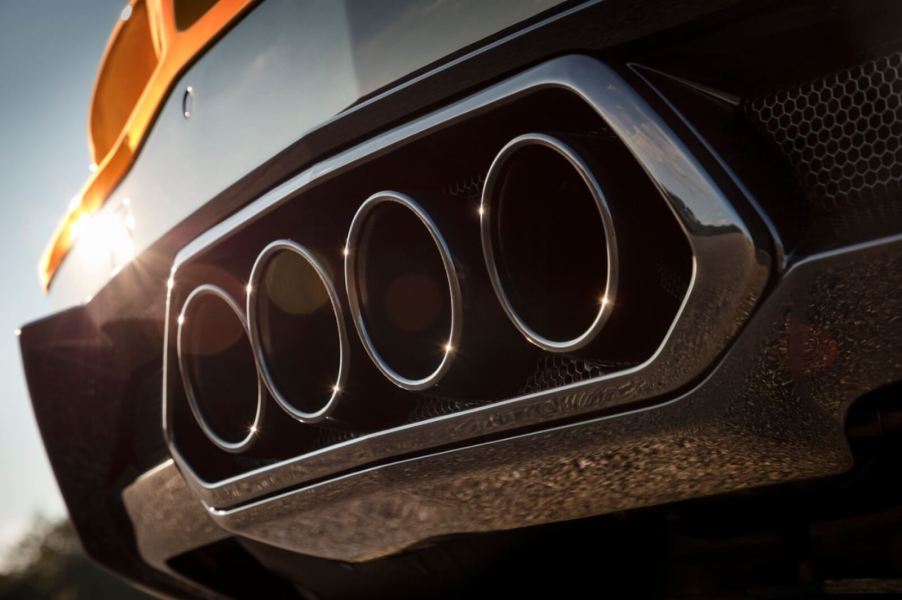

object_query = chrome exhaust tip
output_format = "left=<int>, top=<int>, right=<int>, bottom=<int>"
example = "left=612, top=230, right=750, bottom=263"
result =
left=345, top=191, right=463, bottom=391
left=247, top=240, right=348, bottom=423
left=480, top=133, right=619, bottom=353
left=176, top=284, right=263, bottom=453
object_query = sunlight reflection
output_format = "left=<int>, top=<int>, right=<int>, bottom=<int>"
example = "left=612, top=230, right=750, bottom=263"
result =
left=71, top=210, right=135, bottom=274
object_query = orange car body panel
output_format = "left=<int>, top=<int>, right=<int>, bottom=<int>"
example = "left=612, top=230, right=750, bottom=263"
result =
left=39, top=0, right=255, bottom=290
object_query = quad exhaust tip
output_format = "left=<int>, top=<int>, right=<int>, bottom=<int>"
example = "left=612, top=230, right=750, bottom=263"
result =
left=176, top=132, right=621, bottom=450
left=247, top=240, right=348, bottom=424
left=177, top=284, right=263, bottom=453
left=480, top=133, right=619, bottom=353
left=345, top=191, right=463, bottom=391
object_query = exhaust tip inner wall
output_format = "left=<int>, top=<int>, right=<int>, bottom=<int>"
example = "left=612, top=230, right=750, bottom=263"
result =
left=482, top=135, right=617, bottom=352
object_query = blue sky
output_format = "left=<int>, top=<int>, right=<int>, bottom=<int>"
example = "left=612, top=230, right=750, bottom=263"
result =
left=0, top=0, right=121, bottom=558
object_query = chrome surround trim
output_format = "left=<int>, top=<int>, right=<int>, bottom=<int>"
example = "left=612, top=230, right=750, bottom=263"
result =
left=247, top=240, right=349, bottom=423
left=480, top=133, right=619, bottom=352
left=176, top=284, right=263, bottom=453
left=151, top=234, right=901, bottom=563
left=344, top=191, right=464, bottom=391
left=163, top=55, right=769, bottom=508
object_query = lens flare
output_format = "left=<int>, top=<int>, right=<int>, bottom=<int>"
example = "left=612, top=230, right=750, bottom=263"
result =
left=71, top=210, right=135, bottom=274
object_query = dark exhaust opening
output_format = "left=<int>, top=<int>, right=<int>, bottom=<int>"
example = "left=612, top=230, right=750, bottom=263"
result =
left=354, top=201, right=452, bottom=383
left=252, top=247, right=342, bottom=418
left=489, top=142, right=610, bottom=344
left=179, top=289, right=259, bottom=450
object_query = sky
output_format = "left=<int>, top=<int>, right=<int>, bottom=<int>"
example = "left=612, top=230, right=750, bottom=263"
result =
left=0, top=0, right=122, bottom=559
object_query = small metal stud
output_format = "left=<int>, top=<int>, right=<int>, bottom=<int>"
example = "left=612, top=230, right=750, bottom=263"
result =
left=182, top=86, right=194, bottom=119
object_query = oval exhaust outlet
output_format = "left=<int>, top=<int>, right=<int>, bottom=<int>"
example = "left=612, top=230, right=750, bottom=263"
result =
left=177, top=284, right=263, bottom=453
left=247, top=240, right=349, bottom=424
left=345, top=192, right=461, bottom=391
left=480, top=133, right=619, bottom=353
left=345, top=191, right=532, bottom=396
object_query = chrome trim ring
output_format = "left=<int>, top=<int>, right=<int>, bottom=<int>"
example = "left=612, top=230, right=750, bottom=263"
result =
left=247, top=240, right=349, bottom=423
left=176, top=284, right=263, bottom=453
left=480, top=133, right=619, bottom=353
left=345, top=191, right=464, bottom=391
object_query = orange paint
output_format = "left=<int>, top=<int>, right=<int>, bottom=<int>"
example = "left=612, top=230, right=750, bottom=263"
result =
left=39, top=0, right=256, bottom=290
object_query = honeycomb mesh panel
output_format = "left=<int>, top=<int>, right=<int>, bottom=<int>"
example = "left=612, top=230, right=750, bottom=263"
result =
left=521, top=355, right=637, bottom=395
left=408, top=395, right=485, bottom=422
left=745, top=51, right=902, bottom=216
left=442, top=172, right=486, bottom=199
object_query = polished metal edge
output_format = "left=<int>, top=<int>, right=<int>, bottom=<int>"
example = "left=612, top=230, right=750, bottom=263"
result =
left=176, top=284, right=263, bottom=453
left=344, top=191, right=464, bottom=391
left=247, top=240, right=349, bottom=423
left=480, top=132, right=619, bottom=352
left=122, top=459, right=229, bottom=585
left=163, top=54, right=770, bottom=508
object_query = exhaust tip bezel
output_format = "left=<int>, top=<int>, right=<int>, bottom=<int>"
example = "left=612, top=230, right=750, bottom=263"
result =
left=345, top=191, right=463, bottom=391
left=247, top=240, right=349, bottom=424
left=480, top=133, right=619, bottom=353
left=176, top=284, right=263, bottom=453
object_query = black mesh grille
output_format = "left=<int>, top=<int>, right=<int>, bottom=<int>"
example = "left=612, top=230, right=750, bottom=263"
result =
left=745, top=51, right=902, bottom=215
left=442, top=172, right=486, bottom=199
left=521, top=355, right=636, bottom=395
left=409, top=395, right=484, bottom=422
